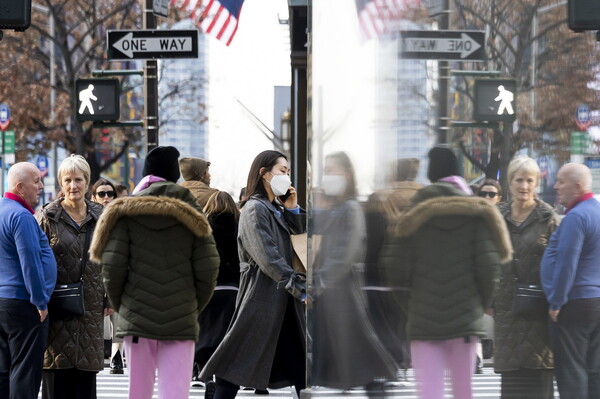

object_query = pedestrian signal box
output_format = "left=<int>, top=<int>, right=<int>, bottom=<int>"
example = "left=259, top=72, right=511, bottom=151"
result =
left=473, top=79, right=517, bottom=122
left=568, top=0, right=600, bottom=31
left=0, top=0, right=31, bottom=31
left=74, top=79, right=120, bottom=122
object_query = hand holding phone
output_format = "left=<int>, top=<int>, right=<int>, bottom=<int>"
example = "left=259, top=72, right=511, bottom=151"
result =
left=279, top=187, right=298, bottom=209
left=279, top=189, right=292, bottom=203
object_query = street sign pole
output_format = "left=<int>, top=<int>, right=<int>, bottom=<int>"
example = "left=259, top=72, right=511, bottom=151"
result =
left=438, top=0, right=450, bottom=144
left=0, top=130, right=4, bottom=196
left=0, top=104, right=10, bottom=196
left=144, top=0, right=159, bottom=153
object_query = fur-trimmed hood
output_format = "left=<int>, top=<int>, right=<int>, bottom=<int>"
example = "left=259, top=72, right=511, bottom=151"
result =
left=393, top=195, right=513, bottom=263
left=90, top=195, right=212, bottom=263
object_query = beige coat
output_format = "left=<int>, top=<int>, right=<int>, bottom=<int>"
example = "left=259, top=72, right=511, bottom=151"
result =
left=180, top=180, right=218, bottom=209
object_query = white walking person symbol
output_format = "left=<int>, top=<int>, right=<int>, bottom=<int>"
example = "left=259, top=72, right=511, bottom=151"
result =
left=494, top=85, right=514, bottom=115
left=78, top=84, right=98, bottom=115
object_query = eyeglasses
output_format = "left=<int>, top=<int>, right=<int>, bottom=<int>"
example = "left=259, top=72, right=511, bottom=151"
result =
left=96, top=190, right=115, bottom=198
left=478, top=191, right=498, bottom=198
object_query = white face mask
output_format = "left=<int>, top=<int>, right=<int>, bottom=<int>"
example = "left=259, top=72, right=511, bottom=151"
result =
left=267, top=173, right=291, bottom=196
left=321, top=174, right=347, bottom=197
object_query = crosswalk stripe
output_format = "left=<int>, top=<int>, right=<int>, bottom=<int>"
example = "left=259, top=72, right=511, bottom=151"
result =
left=39, top=367, right=561, bottom=398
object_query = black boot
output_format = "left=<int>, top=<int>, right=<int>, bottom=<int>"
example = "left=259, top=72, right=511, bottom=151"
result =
left=110, top=350, right=124, bottom=374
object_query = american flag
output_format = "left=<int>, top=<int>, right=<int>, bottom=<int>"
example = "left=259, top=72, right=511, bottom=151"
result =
left=356, top=0, right=421, bottom=39
left=170, top=0, right=245, bottom=46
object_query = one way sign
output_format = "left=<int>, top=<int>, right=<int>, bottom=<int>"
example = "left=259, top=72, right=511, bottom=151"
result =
left=107, top=30, right=199, bottom=60
left=400, top=30, right=485, bottom=61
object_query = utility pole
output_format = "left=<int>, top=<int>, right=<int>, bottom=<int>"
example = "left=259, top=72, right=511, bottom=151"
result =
left=144, top=0, right=159, bottom=152
left=438, top=0, right=450, bottom=144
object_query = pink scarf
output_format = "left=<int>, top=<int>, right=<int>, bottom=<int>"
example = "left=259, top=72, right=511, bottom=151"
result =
left=132, top=175, right=166, bottom=194
left=439, top=175, right=473, bottom=195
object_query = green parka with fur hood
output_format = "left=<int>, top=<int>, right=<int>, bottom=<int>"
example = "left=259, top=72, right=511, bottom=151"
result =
left=90, top=182, right=219, bottom=341
left=381, top=183, right=512, bottom=341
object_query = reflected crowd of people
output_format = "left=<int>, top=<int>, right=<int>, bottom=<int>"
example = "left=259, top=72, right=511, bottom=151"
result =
left=3, top=146, right=600, bottom=399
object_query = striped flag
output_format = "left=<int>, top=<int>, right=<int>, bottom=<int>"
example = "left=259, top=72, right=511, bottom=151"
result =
left=356, top=0, right=421, bottom=39
left=171, top=0, right=245, bottom=46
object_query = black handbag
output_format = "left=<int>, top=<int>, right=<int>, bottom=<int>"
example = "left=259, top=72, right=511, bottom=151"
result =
left=512, top=261, right=548, bottom=318
left=48, top=227, right=91, bottom=320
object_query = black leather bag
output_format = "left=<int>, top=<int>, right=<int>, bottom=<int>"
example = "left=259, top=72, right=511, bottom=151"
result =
left=48, top=227, right=91, bottom=320
left=513, top=281, right=548, bottom=318
left=48, top=281, right=85, bottom=319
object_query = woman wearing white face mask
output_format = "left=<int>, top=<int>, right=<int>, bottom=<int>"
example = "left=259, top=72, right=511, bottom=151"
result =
left=311, top=152, right=396, bottom=395
left=199, top=150, right=307, bottom=399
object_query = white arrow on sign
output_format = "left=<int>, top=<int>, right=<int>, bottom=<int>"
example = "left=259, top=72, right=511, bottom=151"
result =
left=113, top=32, right=193, bottom=58
left=403, top=33, right=482, bottom=59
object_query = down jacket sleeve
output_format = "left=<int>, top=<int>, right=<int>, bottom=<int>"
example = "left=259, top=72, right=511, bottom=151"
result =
left=193, top=234, right=220, bottom=313
left=380, top=234, right=414, bottom=312
left=101, top=218, right=130, bottom=311
left=472, top=218, right=501, bottom=309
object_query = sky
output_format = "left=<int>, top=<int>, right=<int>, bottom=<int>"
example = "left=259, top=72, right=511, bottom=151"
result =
left=206, top=0, right=292, bottom=197
left=206, top=1, right=384, bottom=199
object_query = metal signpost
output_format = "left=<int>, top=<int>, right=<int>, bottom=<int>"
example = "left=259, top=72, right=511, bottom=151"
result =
left=107, top=30, right=199, bottom=60
left=0, top=104, right=10, bottom=195
left=400, top=30, right=485, bottom=61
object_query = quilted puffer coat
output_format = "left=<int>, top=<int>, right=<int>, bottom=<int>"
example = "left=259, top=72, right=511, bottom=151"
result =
left=494, top=199, right=558, bottom=372
left=381, top=183, right=512, bottom=341
left=89, top=183, right=219, bottom=341
left=37, top=199, right=105, bottom=371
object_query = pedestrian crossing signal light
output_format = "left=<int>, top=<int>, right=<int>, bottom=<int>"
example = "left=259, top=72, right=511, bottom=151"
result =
left=568, top=0, right=600, bottom=32
left=0, top=0, right=31, bottom=32
left=74, top=79, right=120, bottom=122
left=473, top=79, right=517, bottom=122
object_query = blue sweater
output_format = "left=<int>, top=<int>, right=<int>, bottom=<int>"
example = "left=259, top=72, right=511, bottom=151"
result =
left=0, top=197, right=56, bottom=310
left=541, top=198, right=600, bottom=310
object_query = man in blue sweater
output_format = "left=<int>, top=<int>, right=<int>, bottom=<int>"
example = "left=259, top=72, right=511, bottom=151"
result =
left=0, top=162, right=57, bottom=399
left=541, top=163, right=600, bottom=399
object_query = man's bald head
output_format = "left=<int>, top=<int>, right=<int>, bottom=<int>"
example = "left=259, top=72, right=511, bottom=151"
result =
left=555, top=163, right=593, bottom=207
left=560, top=163, right=592, bottom=192
left=7, top=163, right=39, bottom=191
left=7, top=162, right=44, bottom=208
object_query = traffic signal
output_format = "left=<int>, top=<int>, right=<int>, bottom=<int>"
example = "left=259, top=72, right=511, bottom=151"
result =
left=74, top=79, right=120, bottom=122
left=473, top=79, right=517, bottom=122
left=568, top=0, right=600, bottom=32
left=0, top=0, right=31, bottom=32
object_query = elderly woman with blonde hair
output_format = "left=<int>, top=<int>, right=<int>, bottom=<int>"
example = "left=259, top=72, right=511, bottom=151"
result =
left=493, top=156, right=559, bottom=399
left=37, top=155, right=108, bottom=399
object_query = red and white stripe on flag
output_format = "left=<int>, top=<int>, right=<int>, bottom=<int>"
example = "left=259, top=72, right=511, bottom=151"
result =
left=170, top=0, right=244, bottom=46
left=356, top=0, right=421, bottom=39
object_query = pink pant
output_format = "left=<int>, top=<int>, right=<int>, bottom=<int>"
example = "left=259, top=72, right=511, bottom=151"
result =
left=123, top=336, right=195, bottom=399
left=411, top=337, right=478, bottom=399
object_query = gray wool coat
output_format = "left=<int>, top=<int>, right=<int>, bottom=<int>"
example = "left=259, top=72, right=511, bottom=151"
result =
left=199, top=195, right=306, bottom=390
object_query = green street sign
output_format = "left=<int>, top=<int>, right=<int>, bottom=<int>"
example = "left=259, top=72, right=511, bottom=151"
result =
left=3, top=130, right=15, bottom=154
left=571, top=131, right=592, bottom=155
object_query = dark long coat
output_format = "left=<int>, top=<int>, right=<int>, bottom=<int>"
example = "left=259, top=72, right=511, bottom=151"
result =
left=494, top=199, right=558, bottom=371
left=199, top=195, right=306, bottom=390
left=37, top=199, right=105, bottom=371
left=312, top=199, right=396, bottom=389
